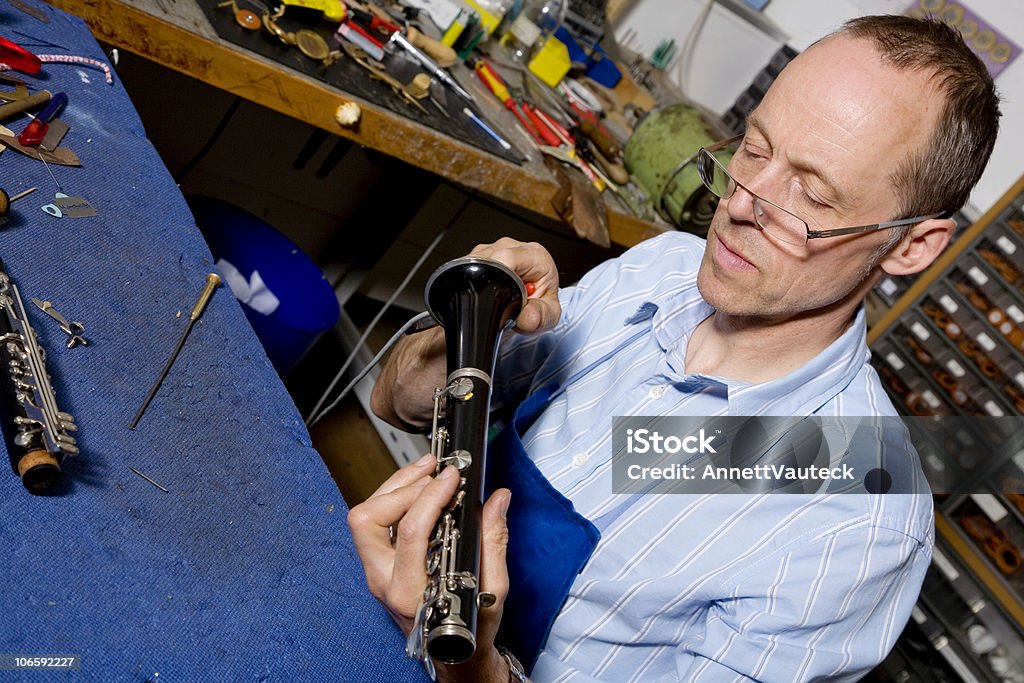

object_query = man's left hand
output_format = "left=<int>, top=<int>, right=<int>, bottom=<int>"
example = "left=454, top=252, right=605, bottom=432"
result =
left=347, top=454, right=514, bottom=683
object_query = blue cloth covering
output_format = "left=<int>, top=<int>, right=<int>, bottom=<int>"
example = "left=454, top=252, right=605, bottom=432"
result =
left=0, top=5, right=426, bottom=681
left=488, top=382, right=601, bottom=675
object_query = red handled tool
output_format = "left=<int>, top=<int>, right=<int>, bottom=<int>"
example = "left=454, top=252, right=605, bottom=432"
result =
left=521, top=101, right=562, bottom=147
left=343, top=5, right=401, bottom=37
left=525, top=103, right=571, bottom=147
left=0, top=36, right=41, bottom=75
left=470, top=58, right=606, bottom=190
left=471, top=58, right=568, bottom=149
left=472, top=59, right=544, bottom=143
left=18, top=91, right=65, bottom=147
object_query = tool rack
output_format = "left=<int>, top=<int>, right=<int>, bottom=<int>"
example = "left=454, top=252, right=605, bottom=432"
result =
left=47, top=0, right=664, bottom=249
left=868, top=174, right=1024, bottom=681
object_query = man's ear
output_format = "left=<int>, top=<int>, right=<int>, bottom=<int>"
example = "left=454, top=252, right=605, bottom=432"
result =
left=879, top=217, right=956, bottom=276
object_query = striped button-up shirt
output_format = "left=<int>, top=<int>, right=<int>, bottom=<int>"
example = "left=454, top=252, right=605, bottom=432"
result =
left=492, top=232, right=933, bottom=682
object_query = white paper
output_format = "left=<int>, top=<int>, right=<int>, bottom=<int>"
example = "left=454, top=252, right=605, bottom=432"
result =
left=216, top=258, right=281, bottom=316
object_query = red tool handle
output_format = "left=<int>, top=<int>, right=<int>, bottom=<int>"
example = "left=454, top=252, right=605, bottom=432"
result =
left=508, top=102, right=544, bottom=144
left=369, top=15, right=400, bottom=35
left=471, top=61, right=552, bottom=147
left=0, top=37, right=41, bottom=75
left=344, top=6, right=401, bottom=36
left=18, top=119, right=47, bottom=147
left=522, top=103, right=563, bottom=147
left=18, top=91, right=66, bottom=147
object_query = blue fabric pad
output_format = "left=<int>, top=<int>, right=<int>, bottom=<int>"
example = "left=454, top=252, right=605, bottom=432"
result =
left=0, top=5, right=427, bottom=681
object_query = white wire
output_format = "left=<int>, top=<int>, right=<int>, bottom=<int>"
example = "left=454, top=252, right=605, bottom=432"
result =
left=305, top=227, right=449, bottom=426
left=305, top=311, right=436, bottom=428
left=675, top=0, right=715, bottom=98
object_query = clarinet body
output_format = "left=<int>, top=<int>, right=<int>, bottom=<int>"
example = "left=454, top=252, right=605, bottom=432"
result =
left=407, top=256, right=526, bottom=671
left=0, top=261, right=78, bottom=492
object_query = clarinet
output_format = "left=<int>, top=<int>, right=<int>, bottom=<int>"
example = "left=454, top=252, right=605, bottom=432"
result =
left=0, top=260, right=78, bottom=492
left=406, top=256, right=526, bottom=673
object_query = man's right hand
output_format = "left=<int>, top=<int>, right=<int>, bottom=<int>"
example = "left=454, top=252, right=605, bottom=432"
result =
left=371, top=238, right=560, bottom=430
left=468, top=238, right=561, bottom=334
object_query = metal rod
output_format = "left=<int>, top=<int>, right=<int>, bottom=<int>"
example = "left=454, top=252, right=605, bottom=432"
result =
left=8, top=187, right=37, bottom=202
left=129, top=273, right=220, bottom=430
left=128, top=466, right=169, bottom=493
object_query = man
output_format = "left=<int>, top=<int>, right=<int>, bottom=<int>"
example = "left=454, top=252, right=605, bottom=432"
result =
left=348, top=15, right=1000, bottom=682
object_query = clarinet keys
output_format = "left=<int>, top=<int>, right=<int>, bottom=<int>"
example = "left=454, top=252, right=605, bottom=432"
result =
left=440, top=449, right=472, bottom=471
left=30, top=298, right=89, bottom=348
left=0, top=264, right=79, bottom=492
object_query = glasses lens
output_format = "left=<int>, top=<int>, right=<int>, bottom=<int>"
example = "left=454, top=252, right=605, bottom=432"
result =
left=752, top=199, right=809, bottom=246
left=698, top=149, right=733, bottom=198
left=700, top=141, right=810, bottom=246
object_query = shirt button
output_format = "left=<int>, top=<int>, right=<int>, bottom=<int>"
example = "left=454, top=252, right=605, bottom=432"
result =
left=572, top=453, right=588, bottom=468
left=648, top=384, right=667, bottom=399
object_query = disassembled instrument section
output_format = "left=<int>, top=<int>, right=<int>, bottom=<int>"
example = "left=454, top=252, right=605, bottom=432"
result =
left=0, top=261, right=78, bottom=493
left=30, top=298, right=88, bottom=349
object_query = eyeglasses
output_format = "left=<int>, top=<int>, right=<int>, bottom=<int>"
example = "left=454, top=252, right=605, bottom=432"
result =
left=696, top=134, right=947, bottom=247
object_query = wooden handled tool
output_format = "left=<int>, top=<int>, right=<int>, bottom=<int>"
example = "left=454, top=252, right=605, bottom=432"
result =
left=577, top=118, right=620, bottom=160
left=129, top=273, right=221, bottom=430
left=586, top=142, right=629, bottom=185
left=0, top=89, right=50, bottom=123
left=406, top=25, right=456, bottom=67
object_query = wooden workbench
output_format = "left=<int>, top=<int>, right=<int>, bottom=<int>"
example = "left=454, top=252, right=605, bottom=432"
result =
left=45, top=0, right=667, bottom=248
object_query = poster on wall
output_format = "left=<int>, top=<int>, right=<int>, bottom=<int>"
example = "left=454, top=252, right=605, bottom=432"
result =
left=905, top=0, right=1020, bottom=78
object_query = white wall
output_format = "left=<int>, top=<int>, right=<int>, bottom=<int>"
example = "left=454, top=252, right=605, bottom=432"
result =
left=614, top=0, right=784, bottom=116
left=614, top=0, right=1024, bottom=218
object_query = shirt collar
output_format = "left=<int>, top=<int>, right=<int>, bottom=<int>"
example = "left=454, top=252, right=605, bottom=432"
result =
left=625, top=289, right=871, bottom=416
left=726, top=306, right=870, bottom=415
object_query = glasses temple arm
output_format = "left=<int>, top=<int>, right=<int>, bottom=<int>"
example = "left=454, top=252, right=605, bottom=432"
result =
left=807, top=212, right=948, bottom=240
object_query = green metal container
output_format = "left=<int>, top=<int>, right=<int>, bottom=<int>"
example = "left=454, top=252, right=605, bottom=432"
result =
left=624, top=104, right=731, bottom=236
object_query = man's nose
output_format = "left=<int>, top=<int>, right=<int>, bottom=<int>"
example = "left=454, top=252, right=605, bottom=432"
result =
left=724, top=182, right=762, bottom=227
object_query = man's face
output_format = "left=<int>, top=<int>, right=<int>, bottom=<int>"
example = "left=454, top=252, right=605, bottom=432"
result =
left=697, top=35, right=944, bottom=321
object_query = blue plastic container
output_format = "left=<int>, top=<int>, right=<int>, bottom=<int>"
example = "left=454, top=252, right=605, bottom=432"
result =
left=555, top=27, right=622, bottom=88
left=188, top=196, right=340, bottom=375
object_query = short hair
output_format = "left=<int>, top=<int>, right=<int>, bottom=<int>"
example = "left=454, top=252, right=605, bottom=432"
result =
left=832, top=15, right=1001, bottom=224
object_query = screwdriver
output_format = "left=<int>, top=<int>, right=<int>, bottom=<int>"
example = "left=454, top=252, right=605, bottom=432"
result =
left=473, top=60, right=540, bottom=141
left=18, top=91, right=66, bottom=147
left=387, top=31, right=474, bottom=103
left=129, top=273, right=221, bottom=430
left=472, top=59, right=567, bottom=148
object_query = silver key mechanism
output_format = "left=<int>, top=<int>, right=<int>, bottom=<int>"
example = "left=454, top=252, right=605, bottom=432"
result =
left=31, top=298, right=89, bottom=348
